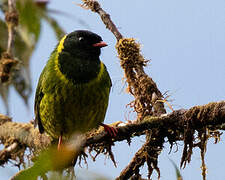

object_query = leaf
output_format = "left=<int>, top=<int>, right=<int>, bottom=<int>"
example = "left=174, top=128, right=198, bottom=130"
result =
left=0, top=19, right=8, bottom=51
left=0, top=83, right=9, bottom=114
left=0, top=19, right=10, bottom=114
left=0, top=0, right=7, bottom=14
left=11, top=135, right=84, bottom=180
left=12, top=67, right=32, bottom=106
left=16, top=0, right=41, bottom=47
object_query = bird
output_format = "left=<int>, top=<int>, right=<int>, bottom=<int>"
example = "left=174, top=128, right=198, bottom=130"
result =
left=34, top=30, right=116, bottom=149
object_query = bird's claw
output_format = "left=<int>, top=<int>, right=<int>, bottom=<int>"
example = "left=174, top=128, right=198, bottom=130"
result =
left=101, top=123, right=118, bottom=137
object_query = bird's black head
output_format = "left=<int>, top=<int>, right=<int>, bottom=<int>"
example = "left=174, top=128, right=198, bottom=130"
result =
left=57, top=30, right=107, bottom=83
left=62, top=30, right=107, bottom=60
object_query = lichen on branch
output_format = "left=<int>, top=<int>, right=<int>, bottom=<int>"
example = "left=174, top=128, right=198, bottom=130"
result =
left=0, top=101, right=225, bottom=178
left=116, top=38, right=166, bottom=120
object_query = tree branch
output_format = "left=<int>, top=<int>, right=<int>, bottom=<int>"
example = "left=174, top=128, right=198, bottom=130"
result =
left=80, top=0, right=123, bottom=40
left=0, top=101, right=225, bottom=165
left=0, top=142, right=19, bottom=165
left=79, top=1, right=167, bottom=178
left=0, top=0, right=19, bottom=83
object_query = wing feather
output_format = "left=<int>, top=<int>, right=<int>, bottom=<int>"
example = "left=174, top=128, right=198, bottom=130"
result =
left=34, top=69, right=46, bottom=133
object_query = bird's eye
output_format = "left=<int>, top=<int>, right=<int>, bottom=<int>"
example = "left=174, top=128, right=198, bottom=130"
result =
left=78, top=37, right=84, bottom=42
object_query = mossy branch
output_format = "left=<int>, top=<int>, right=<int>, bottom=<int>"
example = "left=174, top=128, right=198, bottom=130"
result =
left=81, top=0, right=166, bottom=118
left=79, top=0, right=167, bottom=178
left=0, top=101, right=225, bottom=165
left=80, top=0, right=122, bottom=40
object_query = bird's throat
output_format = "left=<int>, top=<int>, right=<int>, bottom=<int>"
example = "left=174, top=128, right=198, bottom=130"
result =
left=58, top=52, right=101, bottom=84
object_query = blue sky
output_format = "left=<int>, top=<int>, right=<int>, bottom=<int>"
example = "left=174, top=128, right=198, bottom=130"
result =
left=1, top=0, right=225, bottom=179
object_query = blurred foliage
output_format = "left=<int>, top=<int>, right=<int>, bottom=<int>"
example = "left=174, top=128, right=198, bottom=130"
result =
left=11, top=135, right=110, bottom=180
left=0, top=0, right=65, bottom=113
left=12, top=145, right=77, bottom=180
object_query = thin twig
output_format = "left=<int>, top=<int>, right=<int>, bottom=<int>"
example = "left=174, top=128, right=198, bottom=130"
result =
left=0, top=0, right=19, bottom=82
left=6, top=0, right=18, bottom=55
left=0, top=142, right=19, bottom=165
left=80, top=0, right=122, bottom=40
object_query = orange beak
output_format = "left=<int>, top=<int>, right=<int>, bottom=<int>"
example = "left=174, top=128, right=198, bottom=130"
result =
left=92, top=41, right=108, bottom=48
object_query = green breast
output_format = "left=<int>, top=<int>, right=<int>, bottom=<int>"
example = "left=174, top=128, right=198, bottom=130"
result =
left=37, top=51, right=111, bottom=139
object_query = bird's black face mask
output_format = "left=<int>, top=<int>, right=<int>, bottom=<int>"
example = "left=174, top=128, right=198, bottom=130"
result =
left=62, top=30, right=107, bottom=60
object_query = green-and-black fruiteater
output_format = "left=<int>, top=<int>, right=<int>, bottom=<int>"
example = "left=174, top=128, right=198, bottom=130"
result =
left=34, top=30, right=113, bottom=148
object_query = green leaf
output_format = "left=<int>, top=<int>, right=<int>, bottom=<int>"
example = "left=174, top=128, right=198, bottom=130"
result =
left=11, top=135, right=84, bottom=180
left=16, top=0, right=41, bottom=46
left=0, top=83, right=9, bottom=114
left=12, top=67, right=32, bottom=106
left=0, top=0, right=7, bottom=14
left=0, top=19, right=8, bottom=52
left=0, top=19, right=9, bottom=114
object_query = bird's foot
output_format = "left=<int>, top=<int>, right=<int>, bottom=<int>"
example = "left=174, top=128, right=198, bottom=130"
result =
left=100, top=123, right=118, bottom=137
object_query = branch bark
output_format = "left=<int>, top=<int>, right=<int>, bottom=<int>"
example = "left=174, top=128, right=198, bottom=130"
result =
left=0, top=101, right=225, bottom=162
left=79, top=1, right=167, bottom=178
left=0, top=0, right=19, bottom=82
left=81, top=0, right=123, bottom=40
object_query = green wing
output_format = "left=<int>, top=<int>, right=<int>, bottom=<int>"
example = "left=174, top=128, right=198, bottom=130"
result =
left=34, top=68, right=46, bottom=133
